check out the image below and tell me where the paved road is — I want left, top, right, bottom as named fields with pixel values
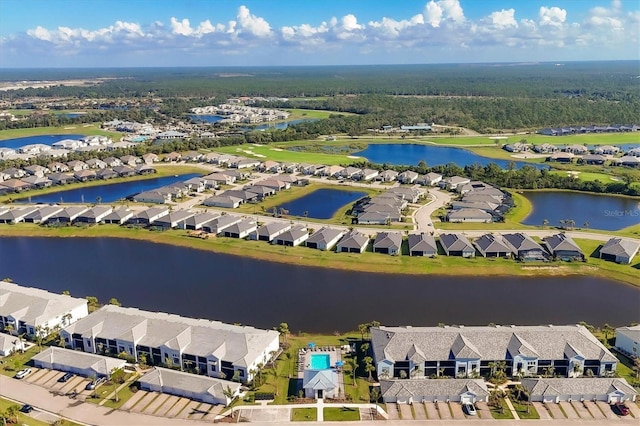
left=413, top=189, right=452, bottom=231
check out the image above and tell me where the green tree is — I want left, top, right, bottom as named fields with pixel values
left=363, top=356, right=374, bottom=381
left=111, top=367, right=126, bottom=385
left=223, top=385, right=236, bottom=406
left=361, top=342, right=370, bottom=356
left=358, top=323, right=368, bottom=341
left=277, top=322, right=290, bottom=344
left=348, top=358, right=359, bottom=387
left=108, top=298, right=121, bottom=306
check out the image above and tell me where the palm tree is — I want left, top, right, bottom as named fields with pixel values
left=222, top=385, right=236, bottom=406
left=361, top=343, right=370, bottom=356
left=363, top=356, right=374, bottom=381
left=348, top=358, right=359, bottom=387
left=542, top=219, right=549, bottom=229
left=602, top=324, right=615, bottom=345
left=277, top=323, right=289, bottom=344
left=582, top=221, right=589, bottom=229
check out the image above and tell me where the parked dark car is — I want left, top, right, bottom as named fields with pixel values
left=614, top=403, right=630, bottom=416
left=58, top=372, right=74, bottom=382
left=20, top=404, right=33, bottom=413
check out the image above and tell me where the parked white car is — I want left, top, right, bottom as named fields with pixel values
left=15, top=368, right=32, bottom=379
left=463, top=403, right=477, bottom=416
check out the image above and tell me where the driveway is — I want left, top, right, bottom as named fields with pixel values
left=424, top=402, right=439, bottom=419
left=398, top=403, right=412, bottom=419
left=531, top=402, right=551, bottom=420
left=559, top=401, right=579, bottom=419
left=596, top=401, right=620, bottom=420
left=583, top=401, right=605, bottom=420
left=545, top=402, right=566, bottom=419
left=571, top=400, right=592, bottom=418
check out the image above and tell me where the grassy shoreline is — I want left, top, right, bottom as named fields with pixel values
left=0, top=225, right=637, bottom=287
left=0, top=123, right=122, bottom=141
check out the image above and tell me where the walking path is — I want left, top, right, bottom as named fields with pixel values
left=503, top=397, right=520, bottom=420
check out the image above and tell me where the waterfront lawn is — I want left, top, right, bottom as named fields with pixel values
left=291, top=407, right=317, bottom=421
left=323, top=407, right=360, bottom=421
left=284, top=108, right=354, bottom=119
left=423, top=133, right=640, bottom=147
left=0, top=164, right=208, bottom=204
left=0, top=124, right=122, bottom=141
left=549, top=171, right=619, bottom=184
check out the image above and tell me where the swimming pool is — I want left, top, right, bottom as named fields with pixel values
left=310, top=354, right=331, bottom=370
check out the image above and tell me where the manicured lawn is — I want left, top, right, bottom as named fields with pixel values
left=423, top=132, right=640, bottom=146
left=0, top=397, right=51, bottom=426
left=101, top=383, right=137, bottom=410
left=284, top=109, right=354, bottom=119
left=291, top=407, right=317, bottom=421
left=0, top=124, right=122, bottom=141
left=323, top=406, right=360, bottom=421
left=0, top=345, right=42, bottom=377
left=85, top=374, right=135, bottom=407
left=510, top=400, right=540, bottom=419
left=549, top=171, right=619, bottom=184
left=489, top=399, right=515, bottom=419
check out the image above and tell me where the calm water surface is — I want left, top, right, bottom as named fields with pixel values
left=0, top=134, right=85, bottom=149
left=522, top=191, right=640, bottom=230
left=355, top=144, right=546, bottom=169
left=278, top=188, right=366, bottom=219
left=0, top=237, right=637, bottom=332
left=18, top=173, right=200, bottom=204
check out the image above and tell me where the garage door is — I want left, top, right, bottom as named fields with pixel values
left=608, top=394, right=621, bottom=404
left=543, top=396, right=555, bottom=403
left=460, top=395, right=473, bottom=404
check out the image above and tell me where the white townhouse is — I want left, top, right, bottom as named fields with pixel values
left=615, top=325, right=640, bottom=359
left=371, top=324, right=617, bottom=381
left=61, top=305, right=280, bottom=383
left=0, top=281, right=88, bottom=337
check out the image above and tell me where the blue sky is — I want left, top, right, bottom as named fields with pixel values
left=1, top=0, right=638, bottom=67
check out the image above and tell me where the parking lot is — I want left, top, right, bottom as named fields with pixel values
left=121, top=389, right=223, bottom=420
left=532, top=400, right=637, bottom=421
left=385, top=401, right=486, bottom=420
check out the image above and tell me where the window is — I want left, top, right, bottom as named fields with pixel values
left=210, top=365, right=216, bottom=372
left=238, top=370, right=245, bottom=377
left=87, top=341, right=91, bottom=347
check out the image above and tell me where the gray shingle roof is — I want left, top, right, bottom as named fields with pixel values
left=543, top=234, right=582, bottom=254
left=374, top=232, right=403, bottom=250
left=407, top=233, right=437, bottom=253
left=474, top=234, right=512, bottom=254
left=139, top=367, right=240, bottom=401
left=439, top=234, right=474, bottom=253
left=337, top=230, right=369, bottom=249
left=63, top=305, right=278, bottom=367
left=522, top=378, right=637, bottom=398
left=380, top=379, right=488, bottom=399
left=32, top=347, right=126, bottom=376
left=307, top=227, right=345, bottom=245
left=257, top=221, right=291, bottom=237
left=600, top=238, right=640, bottom=259
left=372, top=325, right=617, bottom=365
left=303, top=369, right=338, bottom=391
left=502, top=233, right=545, bottom=252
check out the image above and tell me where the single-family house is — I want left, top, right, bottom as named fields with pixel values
left=113, top=165, right=136, bottom=177
left=60, top=305, right=279, bottom=382
left=439, top=233, right=475, bottom=257
left=201, top=214, right=242, bottom=234
left=251, top=222, right=291, bottom=242
left=48, top=172, right=76, bottom=185
left=245, top=185, right=276, bottom=200
left=358, top=168, right=379, bottom=181
left=21, top=175, right=52, bottom=189
left=102, top=157, right=122, bottom=168
left=594, top=145, right=620, bottom=155
left=599, top=238, right=640, bottom=264
left=616, top=156, right=640, bottom=167
left=156, top=131, right=188, bottom=140
left=323, top=165, right=345, bottom=178
left=373, top=232, right=403, bottom=255
left=128, top=206, right=170, bottom=225
left=565, top=144, right=588, bottom=155
left=181, top=151, right=202, bottom=162
left=407, top=233, right=438, bottom=257
left=222, top=217, right=257, bottom=239
left=0, top=148, right=16, bottom=160
left=303, top=369, right=339, bottom=399
left=23, top=206, right=64, bottom=224
left=0, top=178, right=32, bottom=192
left=0, top=280, right=89, bottom=337
left=133, top=190, right=171, bottom=204
left=356, top=211, right=390, bottom=225
left=371, top=324, right=618, bottom=380
left=341, top=167, right=362, bottom=179
left=473, top=234, right=513, bottom=258
left=154, top=210, right=196, bottom=230
left=102, top=207, right=134, bottom=225
left=377, top=170, right=399, bottom=182
left=66, top=160, right=88, bottom=172
left=185, top=212, right=221, bottom=230
left=139, top=367, right=241, bottom=406
left=76, top=206, right=113, bottom=223
left=47, top=206, right=90, bottom=224
left=522, top=377, right=637, bottom=404
left=119, top=155, right=140, bottom=167
left=24, top=165, right=50, bottom=177
left=32, top=347, right=126, bottom=379
left=96, top=168, right=118, bottom=180
left=233, top=158, right=261, bottom=169
left=543, top=233, right=584, bottom=261
left=256, top=179, right=290, bottom=191
left=0, top=207, right=39, bottom=224
left=183, top=177, right=206, bottom=193
left=259, top=161, right=282, bottom=173
left=424, top=172, right=443, bottom=186
left=274, top=225, right=309, bottom=247
left=336, top=230, right=370, bottom=253
left=398, top=171, right=419, bottom=184
left=223, top=190, right=259, bottom=203
left=163, top=152, right=182, bottom=163
left=85, top=158, right=108, bottom=169
left=581, top=154, right=607, bottom=165
left=380, top=379, right=488, bottom=404
left=74, top=169, right=96, bottom=182
left=502, top=233, right=549, bottom=261
left=446, top=208, right=492, bottom=223
left=306, top=227, right=346, bottom=251
left=615, top=325, right=640, bottom=359
left=549, top=152, right=575, bottom=163
left=1, top=168, right=26, bottom=179
left=142, top=153, right=159, bottom=164
left=202, top=195, right=243, bottom=209
left=441, top=176, right=471, bottom=191
left=202, top=173, right=234, bottom=186
left=48, top=162, right=70, bottom=172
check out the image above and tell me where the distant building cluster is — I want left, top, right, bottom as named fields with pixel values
left=537, top=124, right=640, bottom=136
left=191, top=103, right=290, bottom=124
left=503, top=141, right=640, bottom=168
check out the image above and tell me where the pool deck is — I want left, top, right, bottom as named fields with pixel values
left=297, top=346, right=345, bottom=398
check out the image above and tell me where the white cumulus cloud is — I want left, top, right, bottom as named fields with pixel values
left=539, top=6, right=567, bottom=27
left=489, top=9, right=518, bottom=28
left=236, top=5, right=271, bottom=37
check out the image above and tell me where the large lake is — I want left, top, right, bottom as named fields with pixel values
left=355, top=144, right=545, bottom=168
left=0, top=134, right=86, bottom=149
left=0, top=237, right=637, bottom=332
left=278, top=188, right=366, bottom=219
left=522, top=191, right=640, bottom=230
left=17, top=173, right=200, bottom=204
